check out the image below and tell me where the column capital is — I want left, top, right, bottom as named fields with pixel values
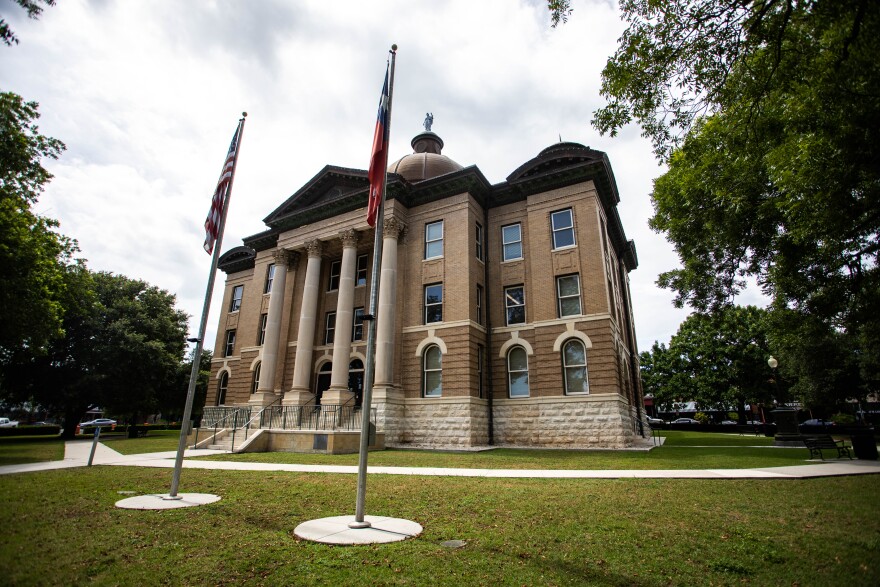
left=273, top=248, right=299, bottom=269
left=339, top=228, right=359, bottom=249
left=384, top=217, right=407, bottom=241
left=305, top=239, right=323, bottom=258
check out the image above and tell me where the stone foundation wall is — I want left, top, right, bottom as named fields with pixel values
left=493, top=394, right=638, bottom=448
left=388, top=397, right=490, bottom=448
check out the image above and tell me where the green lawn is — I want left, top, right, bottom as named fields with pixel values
left=188, top=430, right=811, bottom=470
left=0, top=435, right=64, bottom=465
left=0, top=466, right=877, bottom=586
left=0, top=430, right=826, bottom=470
left=101, top=429, right=183, bottom=455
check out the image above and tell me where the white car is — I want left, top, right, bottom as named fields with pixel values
left=645, top=416, right=664, bottom=426
left=80, top=418, right=116, bottom=427
left=0, top=418, right=19, bottom=428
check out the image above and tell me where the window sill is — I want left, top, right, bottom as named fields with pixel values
left=552, top=244, right=577, bottom=253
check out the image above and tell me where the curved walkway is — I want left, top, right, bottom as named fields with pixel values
left=0, top=440, right=878, bottom=479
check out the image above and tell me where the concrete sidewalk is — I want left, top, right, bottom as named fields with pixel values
left=0, top=440, right=878, bottom=479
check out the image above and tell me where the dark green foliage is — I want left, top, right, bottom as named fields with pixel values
left=0, top=92, right=73, bottom=354
left=4, top=271, right=189, bottom=438
left=641, top=306, right=777, bottom=415
left=592, top=1, right=880, bottom=407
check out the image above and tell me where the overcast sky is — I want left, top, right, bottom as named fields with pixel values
left=1, top=0, right=738, bottom=355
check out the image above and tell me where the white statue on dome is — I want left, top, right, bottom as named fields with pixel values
left=424, top=112, right=434, bottom=132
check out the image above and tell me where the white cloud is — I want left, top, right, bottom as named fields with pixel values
left=2, top=0, right=720, bottom=356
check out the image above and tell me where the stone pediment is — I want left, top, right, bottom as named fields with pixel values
left=263, top=165, right=370, bottom=229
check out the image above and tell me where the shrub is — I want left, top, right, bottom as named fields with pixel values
left=694, top=412, right=709, bottom=424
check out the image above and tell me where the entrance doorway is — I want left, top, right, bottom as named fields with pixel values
left=349, top=359, right=364, bottom=407
left=315, top=362, right=332, bottom=405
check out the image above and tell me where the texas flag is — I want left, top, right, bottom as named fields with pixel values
left=366, top=63, right=390, bottom=227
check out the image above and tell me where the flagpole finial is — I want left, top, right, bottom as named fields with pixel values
left=391, top=44, right=397, bottom=52
left=242, top=112, right=248, bottom=118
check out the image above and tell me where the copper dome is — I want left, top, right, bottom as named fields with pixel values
left=387, top=131, right=463, bottom=182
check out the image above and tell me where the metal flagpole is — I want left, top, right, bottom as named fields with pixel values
left=351, top=45, right=397, bottom=528
left=168, top=113, right=247, bottom=499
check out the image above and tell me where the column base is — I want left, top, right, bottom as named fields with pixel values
left=283, top=389, right=316, bottom=406
left=321, top=387, right=356, bottom=406
left=372, top=385, right=403, bottom=403
left=248, top=392, right=279, bottom=407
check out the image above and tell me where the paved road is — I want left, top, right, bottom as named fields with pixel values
left=0, top=440, right=878, bottom=479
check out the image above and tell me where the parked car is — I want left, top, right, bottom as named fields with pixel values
left=800, top=418, right=835, bottom=427
left=671, top=418, right=699, bottom=425
left=79, top=418, right=117, bottom=427
left=646, top=416, right=665, bottom=426
left=0, top=418, right=19, bottom=428
left=720, top=420, right=738, bottom=425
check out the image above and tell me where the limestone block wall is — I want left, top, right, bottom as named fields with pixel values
left=493, top=394, right=638, bottom=448
left=390, top=397, right=490, bottom=448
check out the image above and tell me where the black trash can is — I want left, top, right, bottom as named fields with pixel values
left=850, top=428, right=878, bottom=460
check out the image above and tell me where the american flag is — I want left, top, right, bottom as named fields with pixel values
left=366, top=62, right=390, bottom=227
left=203, top=121, right=243, bottom=254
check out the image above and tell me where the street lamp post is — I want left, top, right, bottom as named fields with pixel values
left=767, top=356, right=800, bottom=445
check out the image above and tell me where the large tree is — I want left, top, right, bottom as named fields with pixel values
left=642, top=306, right=777, bottom=419
left=4, top=271, right=189, bottom=438
left=0, top=92, right=73, bottom=356
left=588, top=1, right=879, bottom=404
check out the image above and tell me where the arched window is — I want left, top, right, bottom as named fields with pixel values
left=507, top=346, right=529, bottom=398
left=563, top=340, right=589, bottom=394
left=251, top=362, right=261, bottom=394
left=216, top=372, right=228, bottom=406
left=423, top=345, right=442, bottom=397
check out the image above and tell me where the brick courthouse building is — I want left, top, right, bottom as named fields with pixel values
left=206, top=128, right=647, bottom=449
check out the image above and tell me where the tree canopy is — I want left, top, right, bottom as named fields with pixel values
left=641, top=305, right=777, bottom=418
left=3, top=271, right=189, bottom=437
left=0, top=92, right=75, bottom=355
left=585, top=1, right=879, bottom=405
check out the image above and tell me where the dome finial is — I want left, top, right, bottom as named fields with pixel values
left=423, top=112, right=434, bottom=132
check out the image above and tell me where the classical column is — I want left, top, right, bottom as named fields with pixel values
left=251, top=249, right=297, bottom=406
left=322, top=229, right=358, bottom=406
left=374, top=217, right=405, bottom=389
left=284, top=240, right=323, bottom=406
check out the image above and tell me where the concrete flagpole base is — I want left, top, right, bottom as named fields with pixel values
left=115, top=493, right=221, bottom=510
left=294, top=515, right=422, bottom=545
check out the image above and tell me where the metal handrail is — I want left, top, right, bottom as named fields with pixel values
left=199, top=404, right=378, bottom=451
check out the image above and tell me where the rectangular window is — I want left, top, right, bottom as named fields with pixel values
left=424, top=220, right=443, bottom=259
left=324, top=312, right=336, bottom=345
left=264, top=264, right=276, bottom=294
left=356, top=254, right=368, bottom=287
left=504, top=285, right=526, bottom=325
left=224, top=329, right=236, bottom=357
left=425, top=283, right=443, bottom=324
left=328, top=260, right=341, bottom=291
left=502, top=223, right=522, bottom=261
left=557, top=274, right=582, bottom=317
left=551, top=209, right=576, bottom=249
left=475, top=222, right=484, bottom=261
left=258, top=313, right=268, bottom=346
left=476, top=284, right=484, bottom=325
left=229, top=285, right=243, bottom=312
left=352, top=307, right=365, bottom=341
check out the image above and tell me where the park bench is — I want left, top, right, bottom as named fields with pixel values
left=127, top=426, right=149, bottom=438
left=803, top=434, right=852, bottom=460
left=738, top=424, right=761, bottom=436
